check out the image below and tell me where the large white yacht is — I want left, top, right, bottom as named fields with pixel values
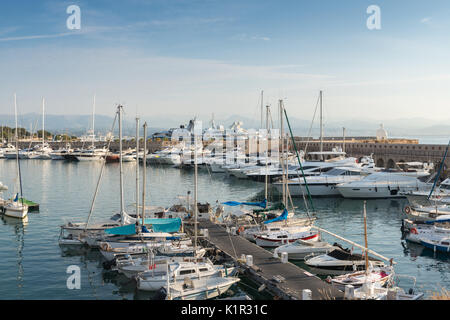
left=336, top=163, right=432, bottom=199
left=273, top=166, right=374, bottom=197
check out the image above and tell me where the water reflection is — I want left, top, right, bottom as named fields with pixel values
left=1, top=215, right=28, bottom=295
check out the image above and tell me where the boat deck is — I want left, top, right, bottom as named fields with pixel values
left=192, top=219, right=344, bottom=300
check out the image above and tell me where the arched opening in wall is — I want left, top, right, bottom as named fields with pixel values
left=398, top=159, right=406, bottom=171
left=376, top=158, right=384, bottom=168
left=387, top=159, right=395, bottom=169
left=327, top=155, right=331, bottom=160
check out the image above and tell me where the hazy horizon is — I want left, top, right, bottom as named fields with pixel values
left=1, top=1, right=450, bottom=124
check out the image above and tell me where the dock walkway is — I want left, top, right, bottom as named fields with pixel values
left=195, top=220, right=344, bottom=300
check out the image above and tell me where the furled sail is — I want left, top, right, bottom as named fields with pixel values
left=222, top=199, right=267, bottom=208
left=263, top=208, right=288, bottom=224
left=105, top=217, right=182, bottom=235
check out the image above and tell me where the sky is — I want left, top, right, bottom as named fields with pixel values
left=0, top=0, right=450, bottom=126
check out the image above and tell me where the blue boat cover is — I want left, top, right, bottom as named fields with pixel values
left=263, top=208, right=288, bottom=224
left=105, top=217, right=182, bottom=235
left=222, top=199, right=267, bottom=208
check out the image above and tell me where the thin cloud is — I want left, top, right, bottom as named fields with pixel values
left=231, top=33, right=271, bottom=41
left=0, top=32, right=81, bottom=42
left=420, top=17, right=431, bottom=24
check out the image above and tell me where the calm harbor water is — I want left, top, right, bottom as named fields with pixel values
left=0, top=160, right=448, bottom=299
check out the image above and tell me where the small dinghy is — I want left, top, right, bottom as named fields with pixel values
left=254, top=228, right=319, bottom=247
left=350, top=275, right=424, bottom=300
left=420, top=236, right=450, bottom=253
left=274, top=240, right=337, bottom=260
left=116, top=254, right=208, bottom=279
left=137, top=260, right=236, bottom=291
left=157, top=276, right=241, bottom=300
left=328, top=266, right=393, bottom=291
left=305, top=247, right=385, bottom=275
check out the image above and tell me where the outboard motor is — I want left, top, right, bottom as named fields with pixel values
left=152, top=288, right=167, bottom=300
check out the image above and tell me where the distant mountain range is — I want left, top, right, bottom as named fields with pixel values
left=0, top=113, right=448, bottom=138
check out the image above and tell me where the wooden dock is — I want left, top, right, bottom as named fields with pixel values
left=191, top=220, right=344, bottom=300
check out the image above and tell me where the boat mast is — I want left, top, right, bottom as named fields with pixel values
left=136, top=117, right=140, bottom=219
left=363, top=201, right=369, bottom=274
left=319, top=90, right=323, bottom=160
left=118, top=105, right=125, bottom=223
left=14, top=94, right=24, bottom=206
left=264, top=105, right=269, bottom=204
left=92, top=95, right=96, bottom=149
left=279, top=99, right=286, bottom=208
left=194, top=125, right=198, bottom=252
left=260, top=90, right=264, bottom=129
left=142, top=122, right=147, bottom=225
left=342, top=127, right=346, bottom=153
left=42, top=98, right=45, bottom=146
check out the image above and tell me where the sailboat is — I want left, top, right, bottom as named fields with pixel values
left=4, top=94, right=28, bottom=219
left=35, top=98, right=53, bottom=159
left=75, top=96, right=108, bottom=161
left=252, top=100, right=318, bottom=247
left=328, top=201, right=393, bottom=290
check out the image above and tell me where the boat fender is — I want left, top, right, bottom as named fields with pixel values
left=238, top=226, right=245, bottom=234
left=404, top=206, right=411, bottom=214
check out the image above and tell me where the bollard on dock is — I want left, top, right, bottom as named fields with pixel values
left=302, top=289, right=312, bottom=300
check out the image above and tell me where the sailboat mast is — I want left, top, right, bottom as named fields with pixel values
left=92, top=95, right=96, bottom=149
left=14, top=94, right=24, bottom=205
left=363, top=201, right=369, bottom=274
left=118, top=105, right=125, bottom=222
left=42, top=98, right=45, bottom=146
left=136, top=117, right=140, bottom=219
left=194, top=128, right=198, bottom=252
left=142, top=122, right=147, bottom=225
left=319, top=90, right=323, bottom=157
left=279, top=100, right=286, bottom=208
left=264, top=105, right=269, bottom=203
left=260, top=90, right=264, bottom=129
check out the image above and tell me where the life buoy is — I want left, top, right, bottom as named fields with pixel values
left=100, top=243, right=110, bottom=251
left=238, top=226, right=245, bottom=234
left=410, top=228, right=418, bottom=234
left=404, top=206, right=411, bottom=214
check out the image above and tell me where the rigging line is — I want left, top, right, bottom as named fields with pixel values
left=283, top=108, right=315, bottom=212
left=27, top=118, right=39, bottom=149
left=84, top=112, right=118, bottom=230
left=304, top=93, right=321, bottom=155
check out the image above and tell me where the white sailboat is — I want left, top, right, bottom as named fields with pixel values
left=328, top=202, right=393, bottom=290
left=4, top=94, right=28, bottom=219
left=252, top=100, right=318, bottom=247
left=75, top=96, right=108, bottom=161
left=137, top=260, right=236, bottom=291
left=35, top=98, right=53, bottom=159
